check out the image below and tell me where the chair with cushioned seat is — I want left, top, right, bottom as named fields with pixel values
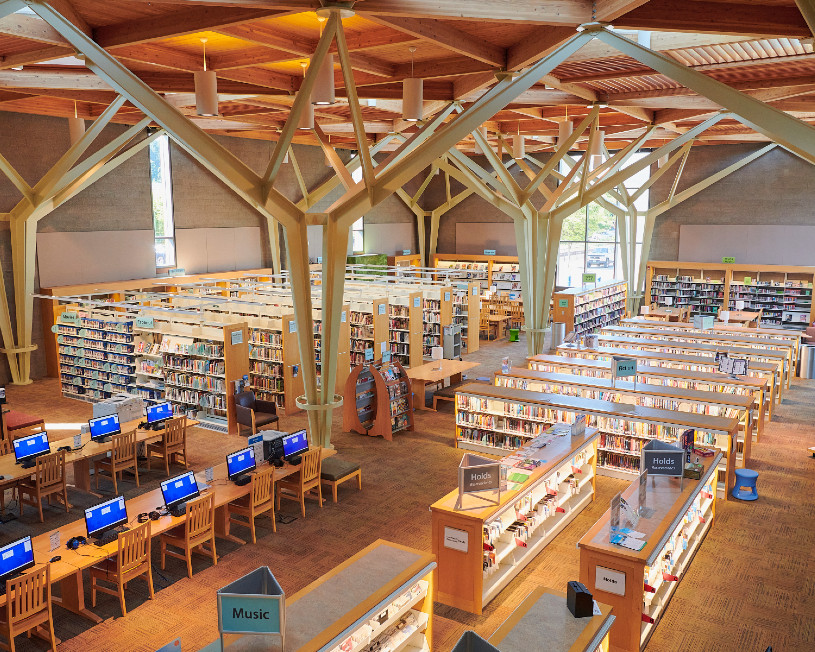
left=320, top=457, right=361, bottom=503
left=732, top=468, right=759, bottom=501
left=234, top=391, right=279, bottom=436
left=2, top=410, right=45, bottom=440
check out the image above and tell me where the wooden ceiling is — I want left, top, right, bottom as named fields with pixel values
left=1, top=0, right=815, bottom=152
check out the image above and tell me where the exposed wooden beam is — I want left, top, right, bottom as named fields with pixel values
left=594, top=0, right=651, bottom=22
left=0, top=12, right=67, bottom=44
left=797, top=0, right=815, bottom=39
left=453, top=72, right=496, bottom=101
left=0, top=45, right=72, bottom=69
left=507, top=26, right=578, bottom=70
left=357, top=0, right=593, bottom=24
left=47, top=0, right=89, bottom=37
left=364, top=15, right=506, bottom=67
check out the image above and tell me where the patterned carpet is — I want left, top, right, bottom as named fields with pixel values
left=3, top=334, right=814, bottom=651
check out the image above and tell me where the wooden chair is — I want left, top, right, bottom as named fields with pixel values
left=479, top=312, right=492, bottom=340
left=276, top=448, right=323, bottom=517
left=160, top=493, right=217, bottom=578
left=227, top=466, right=276, bottom=544
left=18, top=451, right=70, bottom=523
left=146, top=416, right=188, bottom=476
left=90, top=520, right=154, bottom=617
left=0, top=422, right=16, bottom=516
left=0, top=565, right=56, bottom=652
left=510, top=302, right=524, bottom=330
left=94, top=431, right=139, bottom=494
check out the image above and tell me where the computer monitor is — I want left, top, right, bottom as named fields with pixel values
left=146, top=402, right=173, bottom=425
left=226, top=447, right=256, bottom=480
left=0, top=537, right=34, bottom=583
left=160, top=471, right=200, bottom=510
left=85, top=495, right=128, bottom=539
left=282, top=429, right=309, bottom=459
left=88, top=414, right=121, bottom=442
left=12, top=432, right=50, bottom=464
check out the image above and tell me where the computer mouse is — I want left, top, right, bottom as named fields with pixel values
left=50, top=556, right=61, bottom=563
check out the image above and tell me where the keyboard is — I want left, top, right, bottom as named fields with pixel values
left=93, top=526, right=130, bottom=547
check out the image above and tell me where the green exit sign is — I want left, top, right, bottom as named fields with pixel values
left=722, top=256, right=736, bottom=264
left=582, top=273, right=597, bottom=284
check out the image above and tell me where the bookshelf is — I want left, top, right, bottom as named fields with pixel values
left=578, top=453, right=721, bottom=652
left=553, top=280, right=627, bottom=338
left=421, top=287, right=453, bottom=359
left=388, top=292, right=423, bottom=368
left=431, top=253, right=521, bottom=293
left=453, top=383, right=736, bottom=497
left=387, top=253, right=422, bottom=270
left=644, top=261, right=815, bottom=329
left=57, top=308, right=136, bottom=403
left=490, top=262, right=522, bottom=292
left=528, top=353, right=768, bottom=440
left=495, top=367, right=753, bottom=466
left=431, top=427, right=599, bottom=615
left=556, top=343, right=779, bottom=411
left=349, top=298, right=389, bottom=369
left=313, top=305, right=351, bottom=394
left=452, top=282, right=480, bottom=353
left=343, top=359, right=414, bottom=440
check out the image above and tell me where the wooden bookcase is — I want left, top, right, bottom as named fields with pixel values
left=579, top=453, right=721, bottom=652
left=553, top=280, right=627, bottom=338
left=431, top=253, right=521, bottom=292
left=454, top=383, right=737, bottom=498
left=431, top=427, right=600, bottom=615
left=528, top=353, right=769, bottom=440
left=388, top=291, right=423, bottom=368
left=349, top=297, right=389, bottom=368
left=387, top=253, right=422, bottom=270
left=453, top=282, right=480, bottom=354
left=495, top=367, right=753, bottom=467
left=645, top=261, right=815, bottom=329
left=422, top=286, right=453, bottom=359
left=343, top=359, right=414, bottom=440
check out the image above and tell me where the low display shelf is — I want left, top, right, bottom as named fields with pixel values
left=578, top=453, right=721, bottom=652
left=431, top=426, right=600, bottom=615
left=728, top=279, right=813, bottom=329
left=453, top=383, right=736, bottom=498
left=553, top=280, right=627, bottom=338
left=343, top=358, right=414, bottom=440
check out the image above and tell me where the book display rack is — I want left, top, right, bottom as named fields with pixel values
left=349, top=298, right=389, bottom=369
left=491, top=262, right=521, bottom=292
left=553, top=281, right=627, bottom=338
left=431, top=254, right=522, bottom=293
left=431, top=427, right=600, bottom=614
left=343, top=358, right=414, bottom=440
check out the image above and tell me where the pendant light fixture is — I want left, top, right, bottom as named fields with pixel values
left=558, top=106, right=573, bottom=145
left=312, top=16, right=335, bottom=105
left=194, top=37, right=219, bottom=117
left=402, top=47, right=423, bottom=121
left=589, top=128, right=605, bottom=170
left=297, top=61, right=314, bottom=130
left=512, top=122, right=525, bottom=159
left=68, top=100, right=85, bottom=145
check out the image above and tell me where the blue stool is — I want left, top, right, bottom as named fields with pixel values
left=732, top=468, right=759, bottom=501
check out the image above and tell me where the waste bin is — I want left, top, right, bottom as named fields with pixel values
left=508, top=328, right=519, bottom=342
left=800, top=344, right=815, bottom=379
left=551, top=322, right=566, bottom=351
left=451, top=631, right=499, bottom=652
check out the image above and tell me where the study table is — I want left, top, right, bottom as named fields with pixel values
left=406, top=359, right=480, bottom=410
left=719, top=310, right=761, bottom=326
left=0, top=417, right=199, bottom=497
left=487, top=314, right=511, bottom=339
left=643, top=307, right=684, bottom=321
left=15, top=450, right=334, bottom=625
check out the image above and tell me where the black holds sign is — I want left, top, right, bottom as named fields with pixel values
left=641, top=440, right=685, bottom=477
left=462, top=465, right=500, bottom=493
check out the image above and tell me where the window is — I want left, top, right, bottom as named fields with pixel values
left=351, top=166, right=364, bottom=253
left=556, top=152, right=647, bottom=286
left=149, top=134, right=176, bottom=268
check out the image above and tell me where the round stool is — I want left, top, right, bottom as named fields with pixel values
left=509, top=328, right=519, bottom=342
left=732, top=468, right=759, bottom=501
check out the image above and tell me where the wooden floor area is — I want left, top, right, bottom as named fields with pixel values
left=3, top=335, right=814, bottom=651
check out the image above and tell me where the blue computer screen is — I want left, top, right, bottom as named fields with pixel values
left=88, top=414, right=121, bottom=440
left=160, top=471, right=199, bottom=508
left=0, top=537, right=34, bottom=580
left=147, top=402, right=173, bottom=424
left=282, top=430, right=309, bottom=457
left=85, top=495, right=128, bottom=538
left=13, top=432, right=50, bottom=462
left=226, top=447, right=256, bottom=479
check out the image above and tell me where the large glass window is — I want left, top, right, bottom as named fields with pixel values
left=556, top=152, right=647, bottom=286
left=149, top=135, right=176, bottom=268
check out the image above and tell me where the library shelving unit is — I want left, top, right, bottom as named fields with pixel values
left=283, top=540, right=435, bottom=652
left=313, top=305, right=351, bottom=394
left=556, top=344, right=780, bottom=411
left=452, top=282, right=480, bottom=353
left=56, top=308, right=136, bottom=403
left=553, top=280, right=627, bottom=338
left=431, top=426, right=600, bottom=615
left=387, top=253, right=422, bottom=270
left=422, top=287, right=453, bottom=359
left=432, top=255, right=490, bottom=289
left=349, top=297, right=389, bottom=368
left=490, top=262, right=522, bottom=293
left=343, top=358, right=415, bottom=440
left=247, top=313, right=304, bottom=413
left=593, top=333, right=790, bottom=390
left=453, top=383, right=736, bottom=497
left=644, top=261, right=815, bottom=328
left=601, top=325, right=795, bottom=388
left=495, top=367, right=753, bottom=466
left=528, top=353, right=769, bottom=439
left=486, top=587, right=615, bottom=652
left=388, top=292, right=423, bottom=368
left=578, top=453, right=721, bottom=652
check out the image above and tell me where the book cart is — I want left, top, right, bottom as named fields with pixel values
left=528, top=354, right=769, bottom=439
left=495, top=367, right=753, bottom=466
left=431, top=426, right=600, bottom=615
left=553, top=281, right=627, bottom=338
left=578, top=453, right=722, bottom=652
left=343, top=358, right=415, bottom=440
left=453, top=383, right=737, bottom=499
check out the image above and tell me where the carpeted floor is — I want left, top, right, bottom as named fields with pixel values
left=3, top=334, right=814, bottom=651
